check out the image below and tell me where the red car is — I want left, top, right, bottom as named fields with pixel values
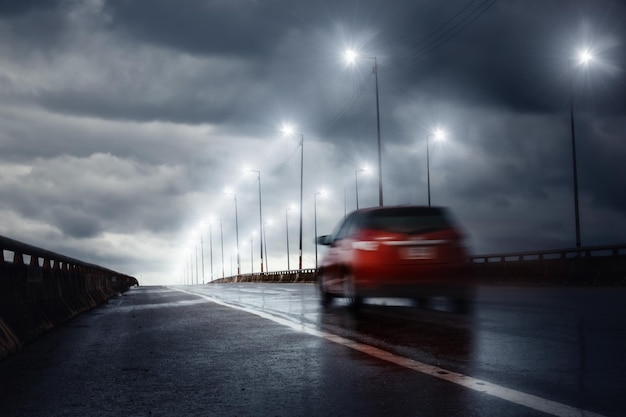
left=316, top=206, right=472, bottom=309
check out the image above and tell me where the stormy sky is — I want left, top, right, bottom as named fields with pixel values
left=0, top=0, right=624, bottom=285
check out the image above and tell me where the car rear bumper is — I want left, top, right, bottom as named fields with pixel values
left=352, top=263, right=473, bottom=299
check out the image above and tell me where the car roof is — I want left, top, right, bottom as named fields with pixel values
left=350, top=205, right=447, bottom=215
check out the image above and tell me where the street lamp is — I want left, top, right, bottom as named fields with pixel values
left=245, top=168, right=264, bottom=272
left=569, top=49, right=593, bottom=248
left=355, top=166, right=370, bottom=209
left=314, top=189, right=327, bottom=269
left=249, top=231, right=256, bottom=274
left=207, top=224, right=213, bottom=281
left=216, top=218, right=225, bottom=278
left=345, top=49, right=383, bottom=207
left=282, top=125, right=305, bottom=270
left=285, top=206, right=294, bottom=271
left=201, top=234, right=206, bottom=283
left=262, top=219, right=272, bottom=272
left=426, top=128, right=445, bottom=207
left=224, top=188, right=240, bottom=276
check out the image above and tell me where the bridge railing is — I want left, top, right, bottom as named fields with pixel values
left=211, top=269, right=317, bottom=283
left=469, top=243, right=626, bottom=285
left=0, top=235, right=138, bottom=359
left=209, top=243, right=626, bottom=286
left=470, top=243, right=626, bottom=263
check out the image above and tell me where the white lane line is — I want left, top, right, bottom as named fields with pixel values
left=171, top=287, right=606, bottom=417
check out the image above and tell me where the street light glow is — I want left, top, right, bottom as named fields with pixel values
left=281, top=124, right=295, bottom=136
left=345, top=49, right=358, bottom=64
left=577, top=49, right=594, bottom=65
left=433, top=128, right=446, bottom=141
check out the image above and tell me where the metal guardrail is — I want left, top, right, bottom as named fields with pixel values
left=211, top=244, right=626, bottom=284
left=210, top=269, right=318, bottom=283
left=0, top=235, right=138, bottom=285
left=469, top=243, right=626, bottom=263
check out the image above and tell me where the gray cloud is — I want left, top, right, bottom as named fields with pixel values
left=1, top=0, right=625, bottom=284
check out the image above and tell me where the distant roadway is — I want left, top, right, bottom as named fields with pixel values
left=0, top=283, right=624, bottom=417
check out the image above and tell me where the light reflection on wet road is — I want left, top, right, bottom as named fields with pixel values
left=183, top=283, right=626, bottom=417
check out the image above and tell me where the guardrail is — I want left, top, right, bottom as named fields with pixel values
left=0, top=235, right=138, bottom=359
left=470, top=243, right=626, bottom=263
left=209, top=243, right=626, bottom=286
left=469, top=243, right=626, bottom=285
left=211, top=269, right=317, bottom=283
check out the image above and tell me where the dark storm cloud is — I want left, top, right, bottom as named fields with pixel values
left=1, top=0, right=625, bottom=284
left=102, top=0, right=292, bottom=57
left=0, top=0, right=62, bottom=16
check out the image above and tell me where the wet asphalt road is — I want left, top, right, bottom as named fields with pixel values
left=0, top=283, right=624, bottom=417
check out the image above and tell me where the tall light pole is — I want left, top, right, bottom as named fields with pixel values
left=196, top=243, right=200, bottom=285
left=250, top=232, right=255, bottom=274
left=355, top=166, right=369, bottom=209
left=282, top=125, right=304, bottom=270
left=569, top=49, right=593, bottom=248
left=262, top=220, right=271, bottom=272
left=217, top=219, right=224, bottom=278
left=224, top=189, right=240, bottom=276
left=345, top=50, right=383, bottom=206
left=426, top=128, right=445, bottom=207
left=208, top=224, right=213, bottom=281
left=200, top=235, right=205, bottom=284
left=285, top=207, right=292, bottom=271
left=246, top=169, right=264, bottom=272
left=314, top=190, right=326, bottom=269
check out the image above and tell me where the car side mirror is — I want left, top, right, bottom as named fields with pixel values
left=316, top=235, right=332, bottom=246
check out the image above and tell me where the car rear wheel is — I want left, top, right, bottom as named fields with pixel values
left=317, top=271, right=334, bottom=306
left=343, top=272, right=362, bottom=308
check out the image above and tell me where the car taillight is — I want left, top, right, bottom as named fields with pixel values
left=352, top=241, right=379, bottom=251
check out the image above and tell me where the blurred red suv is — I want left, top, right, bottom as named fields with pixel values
left=316, top=206, right=472, bottom=309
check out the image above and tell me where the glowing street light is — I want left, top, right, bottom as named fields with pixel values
left=426, top=128, right=446, bottom=207
left=209, top=217, right=225, bottom=280
left=345, top=49, right=383, bottom=207
left=244, top=168, right=265, bottom=273
left=249, top=231, right=257, bottom=274
left=262, top=219, right=273, bottom=272
left=223, top=188, right=240, bottom=276
left=314, top=189, right=327, bottom=269
left=285, top=205, right=295, bottom=271
left=282, top=124, right=305, bottom=270
left=355, top=165, right=370, bottom=209
left=569, top=48, right=594, bottom=248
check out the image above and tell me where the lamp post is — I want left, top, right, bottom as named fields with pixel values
left=195, top=243, right=200, bottom=285
left=224, top=189, right=240, bottom=276
left=208, top=224, right=213, bottom=281
left=262, top=220, right=271, bottom=272
left=285, top=207, right=292, bottom=271
left=282, top=125, right=305, bottom=270
left=200, top=235, right=205, bottom=284
left=569, top=49, right=593, bottom=248
left=217, top=219, right=224, bottom=278
left=355, top=166, right=369, bottom=209
left=346, top=50, right=383, bottom=206
left=314, top=190, right=326, bottom=269
left=426, top=129, right=445, bottom=207
left=246, top=169, right=264, bottom=272
left=250, top=232, right=255, bottom=274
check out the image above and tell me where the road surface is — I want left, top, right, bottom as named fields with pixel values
left=1, top=283, right=624, bottom=416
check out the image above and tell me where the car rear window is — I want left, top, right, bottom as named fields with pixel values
left=359, top=207, right=454, bottom=234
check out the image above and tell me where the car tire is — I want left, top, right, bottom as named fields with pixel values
left=317, top=271, right=334, bottom=306
left=343, top=272, right=362, bottom=308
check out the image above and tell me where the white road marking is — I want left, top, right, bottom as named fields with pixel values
left=171, top=287, right=606, bottom=417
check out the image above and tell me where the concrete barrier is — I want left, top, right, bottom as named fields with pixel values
left=0, top=235, right=138, bottom=360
